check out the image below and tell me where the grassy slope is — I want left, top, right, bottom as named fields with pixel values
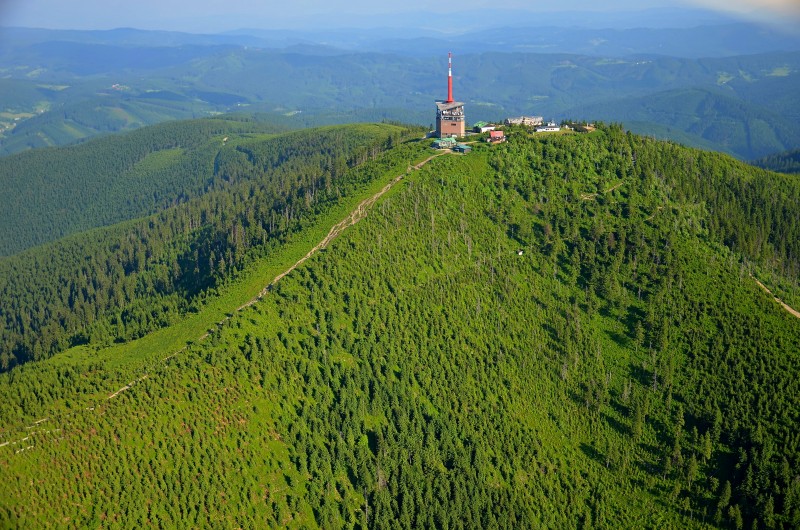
left=0, top=146, right=666, bottom=527
left=0, top=134, right=798, bottom=527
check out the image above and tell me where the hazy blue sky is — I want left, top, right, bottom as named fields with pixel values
left=1, top=0, right=798, bottom=32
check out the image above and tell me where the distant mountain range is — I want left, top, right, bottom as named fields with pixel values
left=1, top=23, right=799, bottom=159
left=5, top=16, right=800, bottom=57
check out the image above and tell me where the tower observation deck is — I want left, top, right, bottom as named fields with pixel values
left=436, top=53, right=465, bottom=138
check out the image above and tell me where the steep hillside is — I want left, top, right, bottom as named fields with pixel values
left=0, top=122, right=421, bottom=368
left=0, top=128, right=798, bottom=528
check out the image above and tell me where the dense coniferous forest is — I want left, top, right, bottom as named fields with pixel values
left=0, top=124, right=799, bottom=528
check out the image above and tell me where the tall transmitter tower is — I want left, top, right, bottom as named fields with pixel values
left=435, top=53, right=465, bottom=138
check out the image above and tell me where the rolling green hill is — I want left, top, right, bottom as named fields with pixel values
left=0, top=125, right=798, bottom=528
left=0, top=94, right=213, bottom=155
left=0, top=116, right=294, bottom=256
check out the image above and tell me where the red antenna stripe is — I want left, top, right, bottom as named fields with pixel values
left=446, top=52, right=454, bottom=103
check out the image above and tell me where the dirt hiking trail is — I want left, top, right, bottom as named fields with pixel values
left=752, top=276, right=800, bottom=319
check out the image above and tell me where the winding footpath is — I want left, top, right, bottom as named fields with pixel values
left=107, top=151, right=449, bottom=399
left=107, top=375, right=149, bottom=399
left=580, top=181, right=624, bottom=201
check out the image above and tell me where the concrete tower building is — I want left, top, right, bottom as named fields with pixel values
left=436, top=53, right=465, bottom=138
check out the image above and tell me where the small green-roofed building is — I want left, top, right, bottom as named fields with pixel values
left=454, top=143, right=472, bottom=153
left=432, top=137, right=457, bottom=149
left=472, top=121, right=488, bottom=132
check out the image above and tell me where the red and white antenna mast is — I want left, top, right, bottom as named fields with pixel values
left=445, top=52, right=454, bottom=103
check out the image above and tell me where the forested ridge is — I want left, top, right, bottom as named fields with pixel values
left=0, top=126, right=799, bottom=528
left=0, top=115, right=292, bottom=256
left=753, top=148, right=800, bottom=175
left=0, top=122, right=419, bottom=369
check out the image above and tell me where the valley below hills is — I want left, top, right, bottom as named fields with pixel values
left=0, top=118, right=799, bottom=528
